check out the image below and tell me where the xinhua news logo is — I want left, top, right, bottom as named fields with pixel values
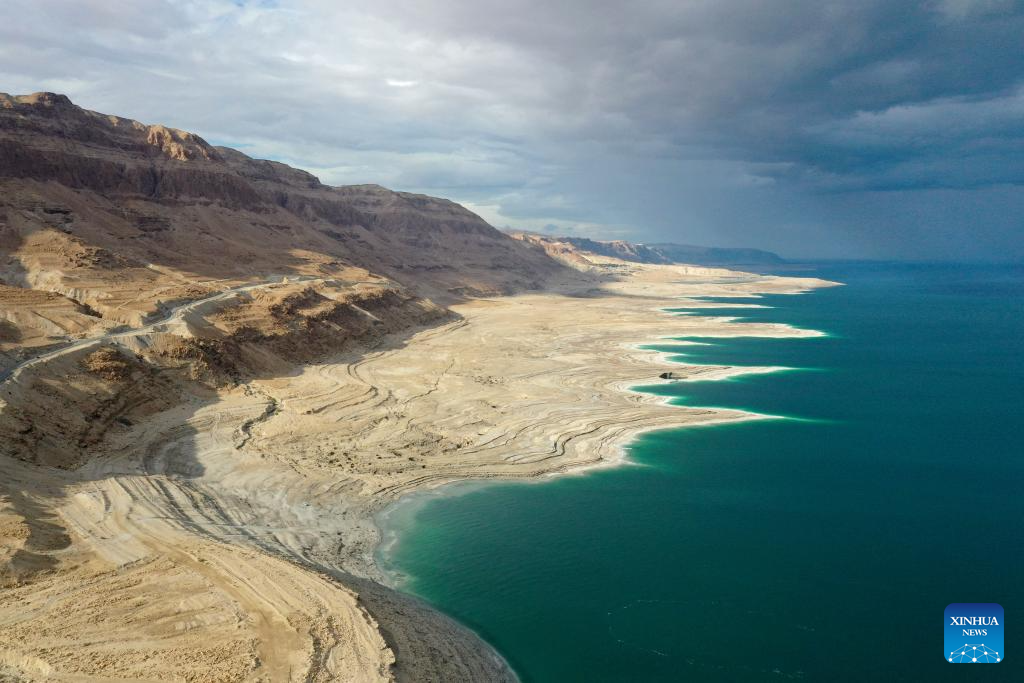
left=945, top=603, right=1003, bottom=663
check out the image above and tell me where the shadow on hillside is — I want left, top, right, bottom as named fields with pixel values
left=0, top=303, right=518, bottom=679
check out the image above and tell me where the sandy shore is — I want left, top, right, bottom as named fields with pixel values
left=0, top=262, right=836, bottom=681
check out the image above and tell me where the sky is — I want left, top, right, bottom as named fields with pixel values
left=1, top=0, right=1022, bottom=261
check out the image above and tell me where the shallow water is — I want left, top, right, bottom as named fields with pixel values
left=381, top=263, right=1024, bottom=681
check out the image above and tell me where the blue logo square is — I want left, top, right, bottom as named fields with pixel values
left=945, top=603, right=1003, bottom=663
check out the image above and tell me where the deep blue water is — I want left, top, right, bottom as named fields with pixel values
left=381, top=263, right=1024, bottom=681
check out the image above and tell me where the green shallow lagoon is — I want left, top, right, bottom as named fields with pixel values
left=379, top=263, right=1024, bottom=682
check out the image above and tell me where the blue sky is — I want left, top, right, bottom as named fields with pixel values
left=2, top=0, right=1022, bottom=260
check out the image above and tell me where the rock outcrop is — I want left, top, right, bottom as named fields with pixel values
left=0, top=91, right=579, bottom=462
left=0, top=93, right=573, bottom=681
left=0, top=92, right=831, bottom=683
left=0, top=92, right=575, bottom=317
left=511, top=231, right=784, bottom=267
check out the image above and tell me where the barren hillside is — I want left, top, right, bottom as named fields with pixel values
left=0, top=92, right=571, bottom=326
left=510, top=231, right=784, bottom=267
left=0, top=92, right=580, bottom=682
left=0, top=92, right=832, bottom=683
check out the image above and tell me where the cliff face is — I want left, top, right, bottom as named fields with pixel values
left=511, top=232, right=784, bottom=267
left=0, top=279, right=449, bottom=469
left=0, top=93, right=546, bottom=679
left=0, top=92, right=582, bottom=464
left=645, top=242, right=784, bottom=266
left=545, top=236, right=673, bottom=264
left=0, top=92, right=571, bottom=314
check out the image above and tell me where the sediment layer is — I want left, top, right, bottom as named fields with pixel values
left=0, top=260, right=834, bottom=681
left=0, top=90, right=838, bottom=682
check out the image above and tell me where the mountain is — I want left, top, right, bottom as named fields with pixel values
left=0, top=91, right=587, bottom=376
left=510, top=232, right=784, bottom=267
left=645, top=242, right=785, bottom=266
left=0, top=92, right=570, bottom=317
left=0, top=92, right=599, bottom=462
left=0, top=92, right=578, bottom=681
left=0, top=92, right=802, bottom=683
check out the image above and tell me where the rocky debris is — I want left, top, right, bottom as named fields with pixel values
left=81, top=346, right=136, bottom=382
left=195, top=283, right=450, bottom=376
left=1, top=344, right=181, bottom=469
left=0, top=284, right=109, bottom=350
left=0, top=319, right=18, bottom=343
left=122, top=209, right=171, bottom=233
left=152, top=335, right=247, bottom=386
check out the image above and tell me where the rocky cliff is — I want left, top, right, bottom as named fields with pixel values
left=0, top=92, right=571, bottom=319
left=0, top=91, right=585, bottom=465
left=0, top=93, right=548, bottom=681
left=511, top=232, right=784, bottom=267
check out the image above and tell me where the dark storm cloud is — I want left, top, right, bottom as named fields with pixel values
left=1, top=0, right=1022, bottom=259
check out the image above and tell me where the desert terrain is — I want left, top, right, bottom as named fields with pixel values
left=0, top=93, right=835, bottom=681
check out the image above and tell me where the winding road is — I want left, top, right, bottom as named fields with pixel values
left=0, top=275, right=319, bottom=384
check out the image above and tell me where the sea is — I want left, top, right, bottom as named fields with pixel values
left=378, top=262, right=1024, bottom=682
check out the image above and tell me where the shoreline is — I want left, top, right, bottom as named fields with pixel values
left=2, top=261, right=838, bottom=682
left=367, top=270, right=836, bottom=657
left=333, top=263, right=839, bottom=678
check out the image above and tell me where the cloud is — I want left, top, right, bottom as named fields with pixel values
left=0, top=0, right=1022, bottom=260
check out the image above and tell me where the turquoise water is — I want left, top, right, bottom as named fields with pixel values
left=381, top=263, right=1024, bottom=681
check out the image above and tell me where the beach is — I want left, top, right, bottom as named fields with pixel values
left=377, top=263, right=1024, bottom=681
left=3, top=5, right=1017, bottom=677
left=0, top=261, right=835, bottom=681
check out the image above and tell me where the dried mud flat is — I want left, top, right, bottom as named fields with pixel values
left=0, top=262, right=834, bottom=682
